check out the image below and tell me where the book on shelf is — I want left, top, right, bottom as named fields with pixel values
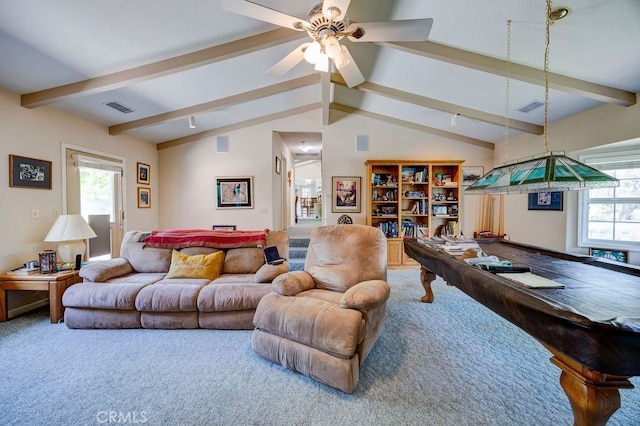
left=6, top=267, right=39, bottom=276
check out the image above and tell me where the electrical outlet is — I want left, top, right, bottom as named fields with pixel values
left=31, top=208, right=40, bottom=219
left=53, top=208, right=60, bottom=217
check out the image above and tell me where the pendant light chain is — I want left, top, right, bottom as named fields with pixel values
left=544, top=0, right=552, bottom=153
left=503, top=20, right=511, bottom=163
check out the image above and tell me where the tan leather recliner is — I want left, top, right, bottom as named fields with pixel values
left=252, top=224, right=390, bottom=393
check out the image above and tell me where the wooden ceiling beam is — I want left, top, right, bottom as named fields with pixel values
left=380, top=41, right=636, bottom=107
left=21, top=28, right=307, bottom=108
left=109, top=74, right=319, bottom=135
left=157, top=102, right=321, bottom=150
left=330, top=103, right=494, bottom=149
left=331, top=74, right=543, bottom=135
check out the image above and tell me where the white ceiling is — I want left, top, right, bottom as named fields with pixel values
left=1, top=0, right=638, bottom=155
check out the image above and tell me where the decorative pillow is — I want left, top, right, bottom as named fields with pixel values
left=165, top=250, right=225, bottom=280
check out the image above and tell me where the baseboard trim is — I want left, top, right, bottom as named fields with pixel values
left=8, top=298, right=49, bottom=319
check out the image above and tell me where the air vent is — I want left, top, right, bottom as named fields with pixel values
left=517, top=101, right=544, bottom=113
left=104, top=101, right=134, bottom=114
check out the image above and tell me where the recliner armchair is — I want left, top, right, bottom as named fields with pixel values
left=252, top=224, right=390, bottom=393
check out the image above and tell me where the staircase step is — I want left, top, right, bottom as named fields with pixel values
left=289, top=237, right=310, bottom=247
left=289, top=247, right=307, bottom=259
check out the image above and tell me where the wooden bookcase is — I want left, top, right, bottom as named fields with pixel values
left=365, top=160, right=463, bottom=267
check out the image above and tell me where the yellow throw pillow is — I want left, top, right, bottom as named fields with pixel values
left=165, top=249, right=225, bottom=280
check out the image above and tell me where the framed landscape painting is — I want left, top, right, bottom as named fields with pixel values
left=216, top=176, right=254, bottom=209
left=9, top=154, right=52, bottom=189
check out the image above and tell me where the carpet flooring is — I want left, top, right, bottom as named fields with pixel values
left=1, top=269, right=638, bottom=426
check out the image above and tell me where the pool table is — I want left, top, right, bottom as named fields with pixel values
left=404, top=238, right=640, bottom=426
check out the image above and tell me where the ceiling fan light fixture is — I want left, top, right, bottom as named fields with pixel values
left=324, top=35, right=349, bottom=69
left=314, top=54, right=330, bottom=72
left=301, top=141, right=310, bottom=152
left=304, top=40, right=322, bottom=65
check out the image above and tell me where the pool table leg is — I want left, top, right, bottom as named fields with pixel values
left=419, top=267, right=436, bottom=303
left=547, top=348, right=633, bottom=426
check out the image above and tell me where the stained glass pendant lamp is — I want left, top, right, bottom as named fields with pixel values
left=465, top=1, right=619, bottom=195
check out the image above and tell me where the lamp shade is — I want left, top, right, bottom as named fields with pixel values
left=465, top=151, right=620, bottom=194
left=44, top=214, right=97, bottom=264
left=45, top=214, right=97, bottom=242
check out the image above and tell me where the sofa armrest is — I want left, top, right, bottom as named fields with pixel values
left=79, top=258, right=134, bottom=282
left=340, top=279, right=390, bottom=311
left=254, top=261, right=289, bottom=283
left=272, top=271, right=315, bottom=296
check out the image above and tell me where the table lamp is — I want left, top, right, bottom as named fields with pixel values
left=44, top=214, right=97, bottom=264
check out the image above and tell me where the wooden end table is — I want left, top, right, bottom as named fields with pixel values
left=0, top=270, right=82, bottom=323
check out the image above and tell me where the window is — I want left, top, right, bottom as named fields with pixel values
left=579, top=151, right=640, bottom=249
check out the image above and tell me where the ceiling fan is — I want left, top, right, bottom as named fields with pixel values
left=221, top=0, right=433, bottom=87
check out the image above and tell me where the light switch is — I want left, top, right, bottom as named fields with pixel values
left=31, top=208, right=40, bottom=219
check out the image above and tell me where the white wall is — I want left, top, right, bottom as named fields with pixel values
left=158, top=110, right=322, bottom=230
left=0, top=88, right=159, bottom=313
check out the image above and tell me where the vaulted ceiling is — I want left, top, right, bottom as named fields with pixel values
left=1, top=0, right=638, bottom=155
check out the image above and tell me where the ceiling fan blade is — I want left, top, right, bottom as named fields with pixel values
left=337, top=47, right=365, bottom=88
left=347, top=18, right=433, bottom=42
left=323, top=0, right=351, bottom=21
left=266, top=43, right=310, bottom=77
left=221, top=0, right=306, bottom=31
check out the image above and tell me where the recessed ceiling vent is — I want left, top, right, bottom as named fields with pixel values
left=104, top=101, right=134, bottom=114
left=517, top=100, right=544, bottom=113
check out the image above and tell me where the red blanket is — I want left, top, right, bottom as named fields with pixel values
left=142, top=229, right=269, bottom=249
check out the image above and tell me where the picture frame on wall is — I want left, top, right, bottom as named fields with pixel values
left=9, top=154, right=52, bottom=189
left=137, top=162, right=150, bottom=185
left=216, top=176, right=254, bottom=209
left=462, top=166, right=484, bottom=186
left=137, top=187, right=151, bottom=208
left=527, top=191, right=563, bottom=211
left=332, top=176, right=361, bottom=213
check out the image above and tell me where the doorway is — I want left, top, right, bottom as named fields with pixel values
left=64, top=146, right=125, bottom=259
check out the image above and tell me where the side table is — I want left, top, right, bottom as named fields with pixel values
left=0, top=270, right=82, bottom=323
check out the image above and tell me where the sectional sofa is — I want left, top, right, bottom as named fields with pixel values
left=62, top=229, right=289, bottom=329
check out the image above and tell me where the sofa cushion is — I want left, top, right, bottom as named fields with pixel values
left=63, top=282, right=149, bottom=310
left=105, top=273, right=166, bottom=285
left=135, top=279, right=209, bottom=312
left=222, top=248, right=265, bottom=274
left=79, top=258, right=133, bottom=282
left=197, top=283, right=272, bottom=312
left=165, top=250, right=224, bottom=280
left=121, top=231, right=172, bottom=273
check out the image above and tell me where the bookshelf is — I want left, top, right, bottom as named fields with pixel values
left=365, top=160, right=463, bottom=267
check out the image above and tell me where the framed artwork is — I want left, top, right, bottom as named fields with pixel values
left=462, top=166, right=484, bottom=186
left=137, top=162, right=150, bottom=185
left=9, top=155, right=52, bottom=189
left=216, top=176, right=254, bottom=209
left=332, top=176, right=361, bottom=213
left=589, top=248, right=628, bottom=263
left=275, top=156, right=281, bottom=175
left=212, top=225, right=237, bottom=230
left=528, top=191, right=563, bottom=211
left=137, top=187, right=151, bottom=208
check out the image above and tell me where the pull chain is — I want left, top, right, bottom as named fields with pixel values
left=544, top=0, right=551, bottom=153
left=503, top=19, right=511, bottom=164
